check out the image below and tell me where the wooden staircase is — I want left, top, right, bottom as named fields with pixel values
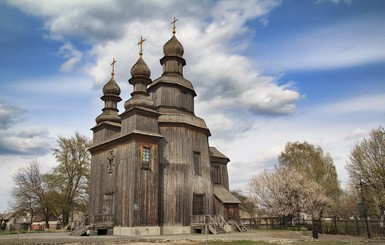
left=70, top=224, right=90, bottom=236
left=191, top=215, right=229, bottom=234
left=235, top=220, right=248, bottom=232
left=208, top=224, right=226, bottom=234
left=70, top=214, right=114, bottom=236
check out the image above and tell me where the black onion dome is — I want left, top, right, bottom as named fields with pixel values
left=130, top=57, right=151, bottom=78
left=102, top=76, right=121, bottom=95
left=163, top=35, right=184, bottom=57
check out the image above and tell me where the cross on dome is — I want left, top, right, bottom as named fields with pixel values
left=111, top=58, right=116, bottom=76
left=138, top=36, right=146, bottom=57
left=171, top=17, right=178, bottom=35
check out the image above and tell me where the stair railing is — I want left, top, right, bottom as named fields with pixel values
left=206, top=215, right=219, bottom=227
left=217, top=215, right=229, bottom=228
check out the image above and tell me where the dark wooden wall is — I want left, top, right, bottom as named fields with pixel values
left=114, top=139, right=159, bottom=227
left=158, top=125, right=213, bottom=226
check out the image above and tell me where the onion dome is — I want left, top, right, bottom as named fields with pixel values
left=103, top=76, right=121, bottom=96
left=163, top=35, right=184, bottom=57
left=130, top=57, right=151, bottom=78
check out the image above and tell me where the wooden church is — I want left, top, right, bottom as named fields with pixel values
left=86, top=19, right=241, bottom=236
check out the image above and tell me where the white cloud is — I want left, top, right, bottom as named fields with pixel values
left=344, top=128, right=367, bottom=141
left=313, top=93, right=385, bottom=120
left=261, top=16, right=385, bottom=71
left=315, top=0, right=352, bottom=5
left=0, top=128, right=53, bottom=156
left=224, top=92, right=385, bottom=190
left=0, top=100, right=24, bottom=130
left=6, top=0, right=296, bottom=121
left=59, top=42, right=83, bottom=72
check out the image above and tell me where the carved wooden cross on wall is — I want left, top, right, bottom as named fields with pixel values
left=107, top=150, right=115, bottom=174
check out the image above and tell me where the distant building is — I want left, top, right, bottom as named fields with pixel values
left=0, top=211, right=30, bottom=231
left=31, top=214, right=61, bottom=231
left=87, top=20, right=241, bottom=236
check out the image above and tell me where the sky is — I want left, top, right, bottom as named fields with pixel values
left=0, top=0, right=384, bottom=212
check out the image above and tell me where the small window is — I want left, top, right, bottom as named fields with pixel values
left=193, top=194, right=205, bottom=215
left=141, top=146, right=151, bottom=170
left=213, top=165, right=221, bottom=184
left=193, top=152, right=201, bottom=175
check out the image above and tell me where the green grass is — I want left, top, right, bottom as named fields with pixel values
left=0, top=229, right=58, bottom=235
left=206, top=241, right=262, bottom=245
left=203, top=241, right=385, bottom=245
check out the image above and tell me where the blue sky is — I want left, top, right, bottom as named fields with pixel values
left=0, top=0, right=384, bottom=212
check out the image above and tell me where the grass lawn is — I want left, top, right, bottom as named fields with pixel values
left=205, top=241, right=385, bottom=245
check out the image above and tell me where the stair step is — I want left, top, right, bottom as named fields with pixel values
left=71, top=225, right=90, bottom=236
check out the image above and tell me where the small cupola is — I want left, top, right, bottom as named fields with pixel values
left=160, top=17, right=186, bottom=76
left=130, top=57, right=151, bottom=78
left=163, top=35, right=184, bottom=58
left=124, top=37, right=155, bottom=111
left=96, top=58, right=122, bottom=124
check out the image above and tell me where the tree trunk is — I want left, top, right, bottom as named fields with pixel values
left=62, top=208, right=70, bottom=227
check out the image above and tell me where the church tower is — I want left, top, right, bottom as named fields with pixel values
left=92, top=59, right=122, bottom=145
left=116, top=37, right=162, bottom=229
left=88, top=59, right=122, bottom=232
left=148, top=18, right=214, bottom=232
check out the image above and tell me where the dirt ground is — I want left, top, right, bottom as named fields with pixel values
left=0, top=229, right=382, bottom=245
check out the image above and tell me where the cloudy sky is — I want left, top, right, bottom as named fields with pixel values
left=0, top=0, right=384, bottom=211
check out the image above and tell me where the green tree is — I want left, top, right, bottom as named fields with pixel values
left=278, top=141, right=341, bottom=204
left=231, top=189, right=257, bottom=218
left=45, top=132, right=91, bottom=226
left=346, top=126, right=385, bottom=216
left=10, top=160, right=51, bottom=228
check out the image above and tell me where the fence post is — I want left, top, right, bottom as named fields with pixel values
left=265, top=218, right=268, bottom=229
left=334, top=215, right=337, bottom=234
left=345, top=220, right=348, bottom=235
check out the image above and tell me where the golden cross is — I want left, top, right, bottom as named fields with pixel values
left=111, top=58, right=116, bottom=76
left=138, top=36, right=146, bottom=57
left=171, top=17, right=178, bottom=34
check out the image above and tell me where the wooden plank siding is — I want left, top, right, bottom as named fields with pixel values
left=150, top=84, right=194, bottom=113
left=115, top=139, right=159, bottom=227
left=158, top=124, right=213, bottom=226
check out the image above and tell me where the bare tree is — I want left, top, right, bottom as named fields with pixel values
left=10, top=160, right=51, bottom=228
left=248, top=167, right=330, bottom=222
left=231, top=189, right=258, bottom=218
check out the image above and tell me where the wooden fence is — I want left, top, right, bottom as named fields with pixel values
left=240, top=217, right=385, bottom=238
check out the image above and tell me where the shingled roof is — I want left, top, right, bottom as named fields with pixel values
left=214, top=186, right=241, bottom=204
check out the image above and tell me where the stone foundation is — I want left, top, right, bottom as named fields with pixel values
left=113, top=225, right=192, bottom=236
left=113, top=226, right=161, bottom=236
left=161, top=226, right=191, bottom=235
